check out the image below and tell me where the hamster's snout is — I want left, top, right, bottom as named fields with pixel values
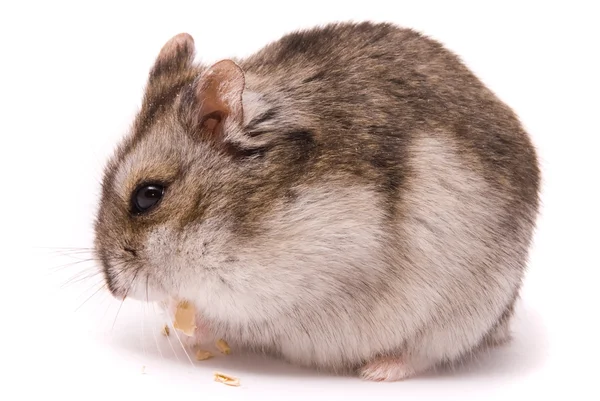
left=100, top=260, right=126, bottom=300
left=96, top=244, right=139, bottom=300
left=97, top=243, right=168, bottom=303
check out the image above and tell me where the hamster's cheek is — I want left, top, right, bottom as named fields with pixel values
left=144, top=220, right=234, bottom=275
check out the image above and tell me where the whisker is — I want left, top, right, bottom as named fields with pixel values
left=61, top=269, right=102, bottom=288
left=99, top=293, right=115, bottom=326
left=165, top=327, right=181, bottom=363
left=111, top=268, right=140, bottom=332
left=111, top=298, right=126, bottom=332
left=160, top=304, right=181, bottom=363
left=141, top=300, right=147, bottom=360
left=70, top=262, right=129, bottom=314
left=34, top=246, right=94, bottom=250
left=49, top=253, right=124, bottom=267
left=49, top=258, right=99, bottom=272
left=50, top=264, right=96, bottom=282
left=49, top=249, right=95, bottom=257
left=150, top=302, right=164, bottom=360
left=42, top=249, right=96, bottom=260
left=74, top=282, right=108, bottom=313
left=164, top=307, right=195, bottom=367
left=34, top=246, right=95, bottom=257
left=86, top=287, right=112, bottom=325
left=75, top=275, right=109, bottom=299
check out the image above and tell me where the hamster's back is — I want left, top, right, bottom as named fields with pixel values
left=239, top=21, right=539, bottom=226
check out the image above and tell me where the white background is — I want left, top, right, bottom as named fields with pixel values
left=1, top=1, right=599, bottom=400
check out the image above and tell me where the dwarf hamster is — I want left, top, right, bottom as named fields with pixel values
left=93, top=21, right=540, bottom=381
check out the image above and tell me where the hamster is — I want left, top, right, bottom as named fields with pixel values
left=93, top=21, right=540, bottom=381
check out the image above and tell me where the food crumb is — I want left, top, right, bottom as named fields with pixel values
left=173, top=300, right=196, bottom=336
left=214, top=372, right=240, bottom=387
left=141, top=366, right=146, bottom=374
left=195, top=349, right=213, bottom=361
left=162, top=324, right=170, bottom=336
left=215, top=338, right=231, bottom=355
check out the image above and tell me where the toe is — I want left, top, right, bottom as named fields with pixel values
left=359, top=356, right=415, bottom=382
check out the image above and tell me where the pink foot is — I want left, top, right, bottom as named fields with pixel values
left=359, top=356, right=416, bottom=382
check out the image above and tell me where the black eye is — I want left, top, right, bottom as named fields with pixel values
left=131, top=184, right=165, bottom=215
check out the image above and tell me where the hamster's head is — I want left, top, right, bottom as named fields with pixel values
left=93, top=33, right=299, bottom=302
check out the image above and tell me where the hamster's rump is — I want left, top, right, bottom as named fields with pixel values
left=94, top=22, right=540, bottom=381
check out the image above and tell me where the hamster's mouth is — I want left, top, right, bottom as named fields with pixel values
left=101, top=263, right=167, bottom=303
left=123, top=276, right=168, bottom=303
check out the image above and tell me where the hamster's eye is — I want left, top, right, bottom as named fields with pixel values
left=131, top=184, right=165, bottom=215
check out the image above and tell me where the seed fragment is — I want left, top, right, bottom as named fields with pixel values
left=172, top=300, right=196, bottom=336
left=214, top=372, right=240, bottom=387
left=215, top=338, right=231, bottom=355
left=195, top=349, right=214, bottom=361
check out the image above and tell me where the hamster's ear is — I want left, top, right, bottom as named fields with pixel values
left=149, top=33, right=195, bottom=81
left=182, top=59, right=245, bottom=140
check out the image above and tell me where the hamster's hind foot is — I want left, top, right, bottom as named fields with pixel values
left=359, top=356, right=416, bottom=382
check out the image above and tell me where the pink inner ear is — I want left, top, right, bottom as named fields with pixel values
left=195, top=60, right=246, bottom=128
left=200, top=111, right=224, bottom=132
